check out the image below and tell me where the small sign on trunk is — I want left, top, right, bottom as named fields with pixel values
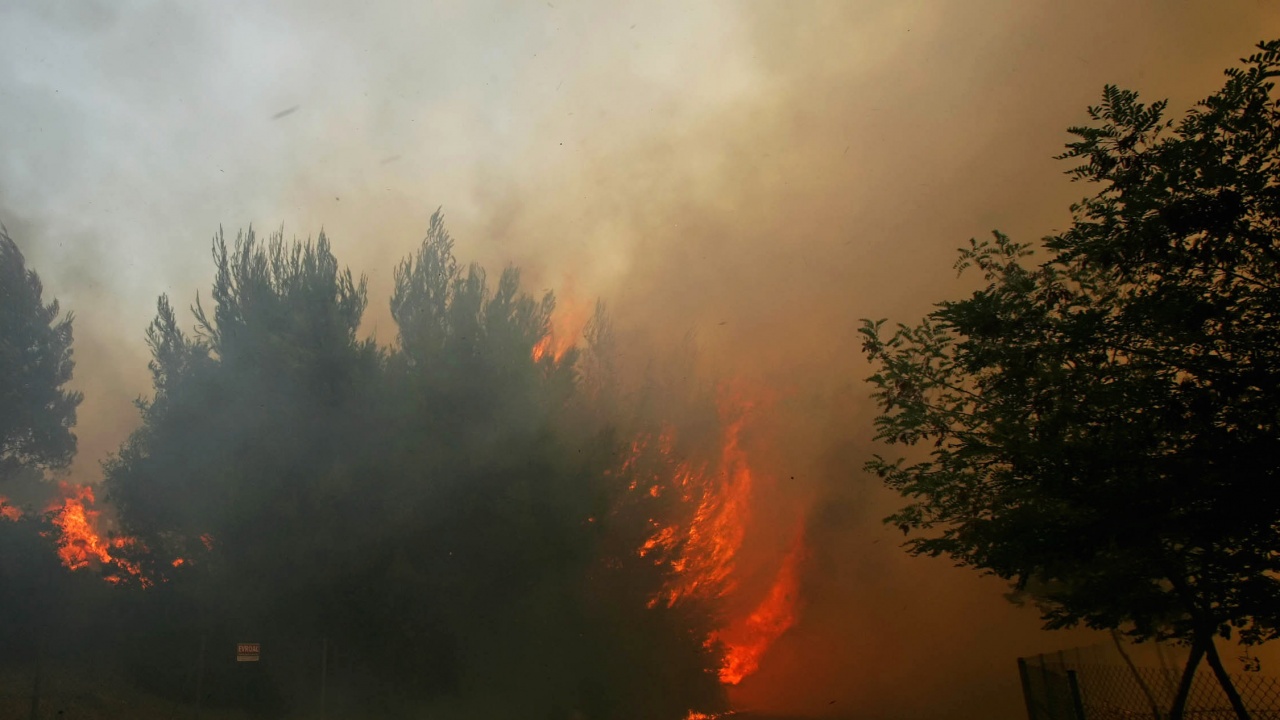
left=237, top=643, right=261, bottom=662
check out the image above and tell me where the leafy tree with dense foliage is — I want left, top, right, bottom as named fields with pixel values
left=860, top=41, right=1280, bottom=720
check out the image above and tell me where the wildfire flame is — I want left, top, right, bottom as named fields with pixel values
left=648, top=408, right=755, bottom=609
left=531, top=277, right=590, bottom=363
left=623, top=391, right=807, bottom=687
left=46, top=482, right=152, bottom=587
left=47, top=483, right=113, bottom=569
left=715, top=530, right=807, bottom=685
left=0, top=496, right=21, bottom=522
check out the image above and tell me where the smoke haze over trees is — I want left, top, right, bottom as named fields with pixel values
left=72, top=213, right=721, bottom=718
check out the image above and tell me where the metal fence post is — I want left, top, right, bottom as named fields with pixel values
left=1067, top=669, right=1087, bottom=720
left=1040, top=654, right=1059, bottom=718
left=1018, top=658, right=1039, bottom=720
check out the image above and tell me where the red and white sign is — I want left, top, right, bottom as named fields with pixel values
left=237, top=643, right=261, bottom=662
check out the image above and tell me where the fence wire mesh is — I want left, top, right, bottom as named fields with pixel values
left=1019, top=649, right=1280, bottom=720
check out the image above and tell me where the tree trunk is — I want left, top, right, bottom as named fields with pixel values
left=1169, top=635, right=1206, bottom=720
left=1204, top=637, right=1252, bottom=720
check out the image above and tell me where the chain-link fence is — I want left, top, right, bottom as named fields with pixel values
left=1019, top=650, right=1280, bottom=720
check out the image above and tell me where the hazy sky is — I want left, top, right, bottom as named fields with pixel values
left=4, top=2, right=1279, bottom=718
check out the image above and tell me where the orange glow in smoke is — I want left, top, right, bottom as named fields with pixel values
left=531, top=277, right=591, bottom=363
left=531, top=335, right=554, bottom=362
left=0, top=496, right=21, bottom=522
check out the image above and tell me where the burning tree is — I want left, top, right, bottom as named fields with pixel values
left=103, top=212, right=731, bottom=718
left=861, top=41, right=1280, bottom=720
left=587, top=344, right=809, bottom=709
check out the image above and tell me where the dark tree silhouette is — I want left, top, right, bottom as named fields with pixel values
left=861, top=40, right=1280, bottom=720
left=104, top=213, right=724, bottom=718
left=0, top=226, right=91, bottom=720
left=0, top=226, right=82, bottom=486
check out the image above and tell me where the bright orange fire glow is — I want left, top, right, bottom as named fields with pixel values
left=531, top=277, right=591, bottom=363
left=46, top=482, right=152, bottom=587
left=530, top=335, right=554, bottom=362
left=715, top=530, right=807, bottom=685
left=655, top=407, right=755, bottom=609
left=48, top=483, right=113, bottom=569
left=625, top=390, right=806, bottom=687
left=0, top=496, right=21, bottom=521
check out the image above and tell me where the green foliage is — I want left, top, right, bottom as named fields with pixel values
left=861, top=39, right=1280, bottom=656
left=0, top=227, right=82, bottom=484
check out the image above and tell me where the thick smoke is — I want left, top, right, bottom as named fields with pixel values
left=3, top=2, right=1280, bottom=718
